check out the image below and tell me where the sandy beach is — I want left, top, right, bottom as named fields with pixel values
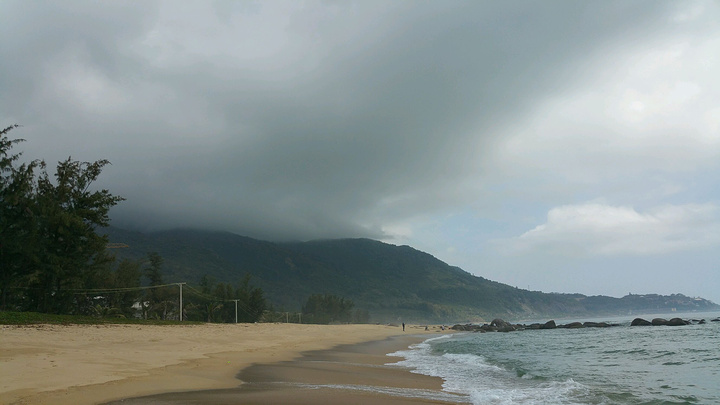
left=0, top=323, right=454, bottom=405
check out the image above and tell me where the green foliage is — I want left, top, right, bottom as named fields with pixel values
left=0, top=125, right=124, bottom=314
left=145, top=252, right=164, bottom=286
left=140, top=252, right=178, bottom=320
left=27, top=156, right=123, bottom=313
left=302, top=293, right=355, bottom=324
left=73, top=257, right=144, bottom=318
left=110, top=259, right=143, bottom=316
left=89, top=303, right=126, bottom=319
left=182, top=274, right=266, bottom=323
left=0, top=310, right=199, bottom=325
left=0, top=125, right=41, bottom=309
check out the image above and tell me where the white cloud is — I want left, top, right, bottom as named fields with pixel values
left=494, top=30, right=720, bottom=185
left=504, top=202, right=720, bottom=256
left=44, top=45, right=131, bottom=115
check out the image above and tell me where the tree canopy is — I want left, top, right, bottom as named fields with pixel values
left=1, top=125, right=272, bottom=322
left=301, top=293, right=366, bottom=324
left=1, top=125, right=124, bottom=313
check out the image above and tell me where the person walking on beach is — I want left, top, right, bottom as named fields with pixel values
left=402, top=322, right=405, bottom=331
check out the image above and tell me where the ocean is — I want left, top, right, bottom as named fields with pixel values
left=388, top=312, right=720, bottom=404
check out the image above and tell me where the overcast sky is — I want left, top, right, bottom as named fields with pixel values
left=2, top=0, right=719, bottom=303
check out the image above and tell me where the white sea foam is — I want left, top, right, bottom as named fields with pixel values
left=385, top=315, right=720, bottom=404
left=387, top=334, right=591, bottom=405
left=287, top=382, right=470, bottom=403
left=466, top=379, right=590, bottom=405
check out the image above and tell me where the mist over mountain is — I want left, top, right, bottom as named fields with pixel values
left=103, top=227, right=718, bottom=323
left=4, top=1, right=720, bottom=309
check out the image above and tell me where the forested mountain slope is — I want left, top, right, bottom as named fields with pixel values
left=104, top=227, right=718, bottom=322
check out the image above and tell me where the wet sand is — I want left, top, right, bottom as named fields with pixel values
left=106, top=334, right=466, bottom=404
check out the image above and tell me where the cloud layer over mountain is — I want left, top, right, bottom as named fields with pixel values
left=2, top=0, right=718, bottom=302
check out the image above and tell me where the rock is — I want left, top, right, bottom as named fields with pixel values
left=711, top=318, right=720, bottom=322
left=541, top=320, right=557, bottom=329
left=562, top=322, right=584, bottom=329
left=479, top=324, right=495, bottom=332
left=583, top=322, right=610, bottom=328
left=652, top=318, right=669, bottom=326
left=667, top=318, right=688, bottom=326
left=631, top=318, right=652, bottom=326
left=491, top=318, right=511, bottom=328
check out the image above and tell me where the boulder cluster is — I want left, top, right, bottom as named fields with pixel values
left=630, top=317, right=715, bottom=326
left=451, top=316, right=719, bottom=333
left=450, top=318, right=620, bottom=332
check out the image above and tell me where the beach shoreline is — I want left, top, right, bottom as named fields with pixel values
left=108, top=333, right=464, bottom=405
left=1, top=323, right=450, bottom=405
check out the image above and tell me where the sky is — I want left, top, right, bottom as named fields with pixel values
left=2, top=0, right=719, bottom=304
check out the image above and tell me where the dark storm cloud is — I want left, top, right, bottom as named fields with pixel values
left=0, top=1, right=679, bottom=240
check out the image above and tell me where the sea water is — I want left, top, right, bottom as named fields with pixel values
left=388, top=312, right=720, bottom=404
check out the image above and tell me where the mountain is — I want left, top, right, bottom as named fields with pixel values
left=103, top=227, right=719, bottom=323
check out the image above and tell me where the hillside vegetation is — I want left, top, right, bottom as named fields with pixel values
left=104, top=227, right=719, bottom=323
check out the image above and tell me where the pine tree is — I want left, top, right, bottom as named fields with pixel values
left=0, top=125, right=39, bottom=309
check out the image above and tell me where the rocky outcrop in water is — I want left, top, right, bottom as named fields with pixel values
left=451, top=318, right=621, bottom=332
left=632, top=317, right=690, bottom=326
left=583, top=322, right=611, bottom=328
left=631, top=318, right=652, bottom=326
left=450, top=316, right=708, bottom=333
left=541, top=320, right=557, bottom=329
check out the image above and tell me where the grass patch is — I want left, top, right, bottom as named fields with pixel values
left=0, top=311, right=201, bottom=325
